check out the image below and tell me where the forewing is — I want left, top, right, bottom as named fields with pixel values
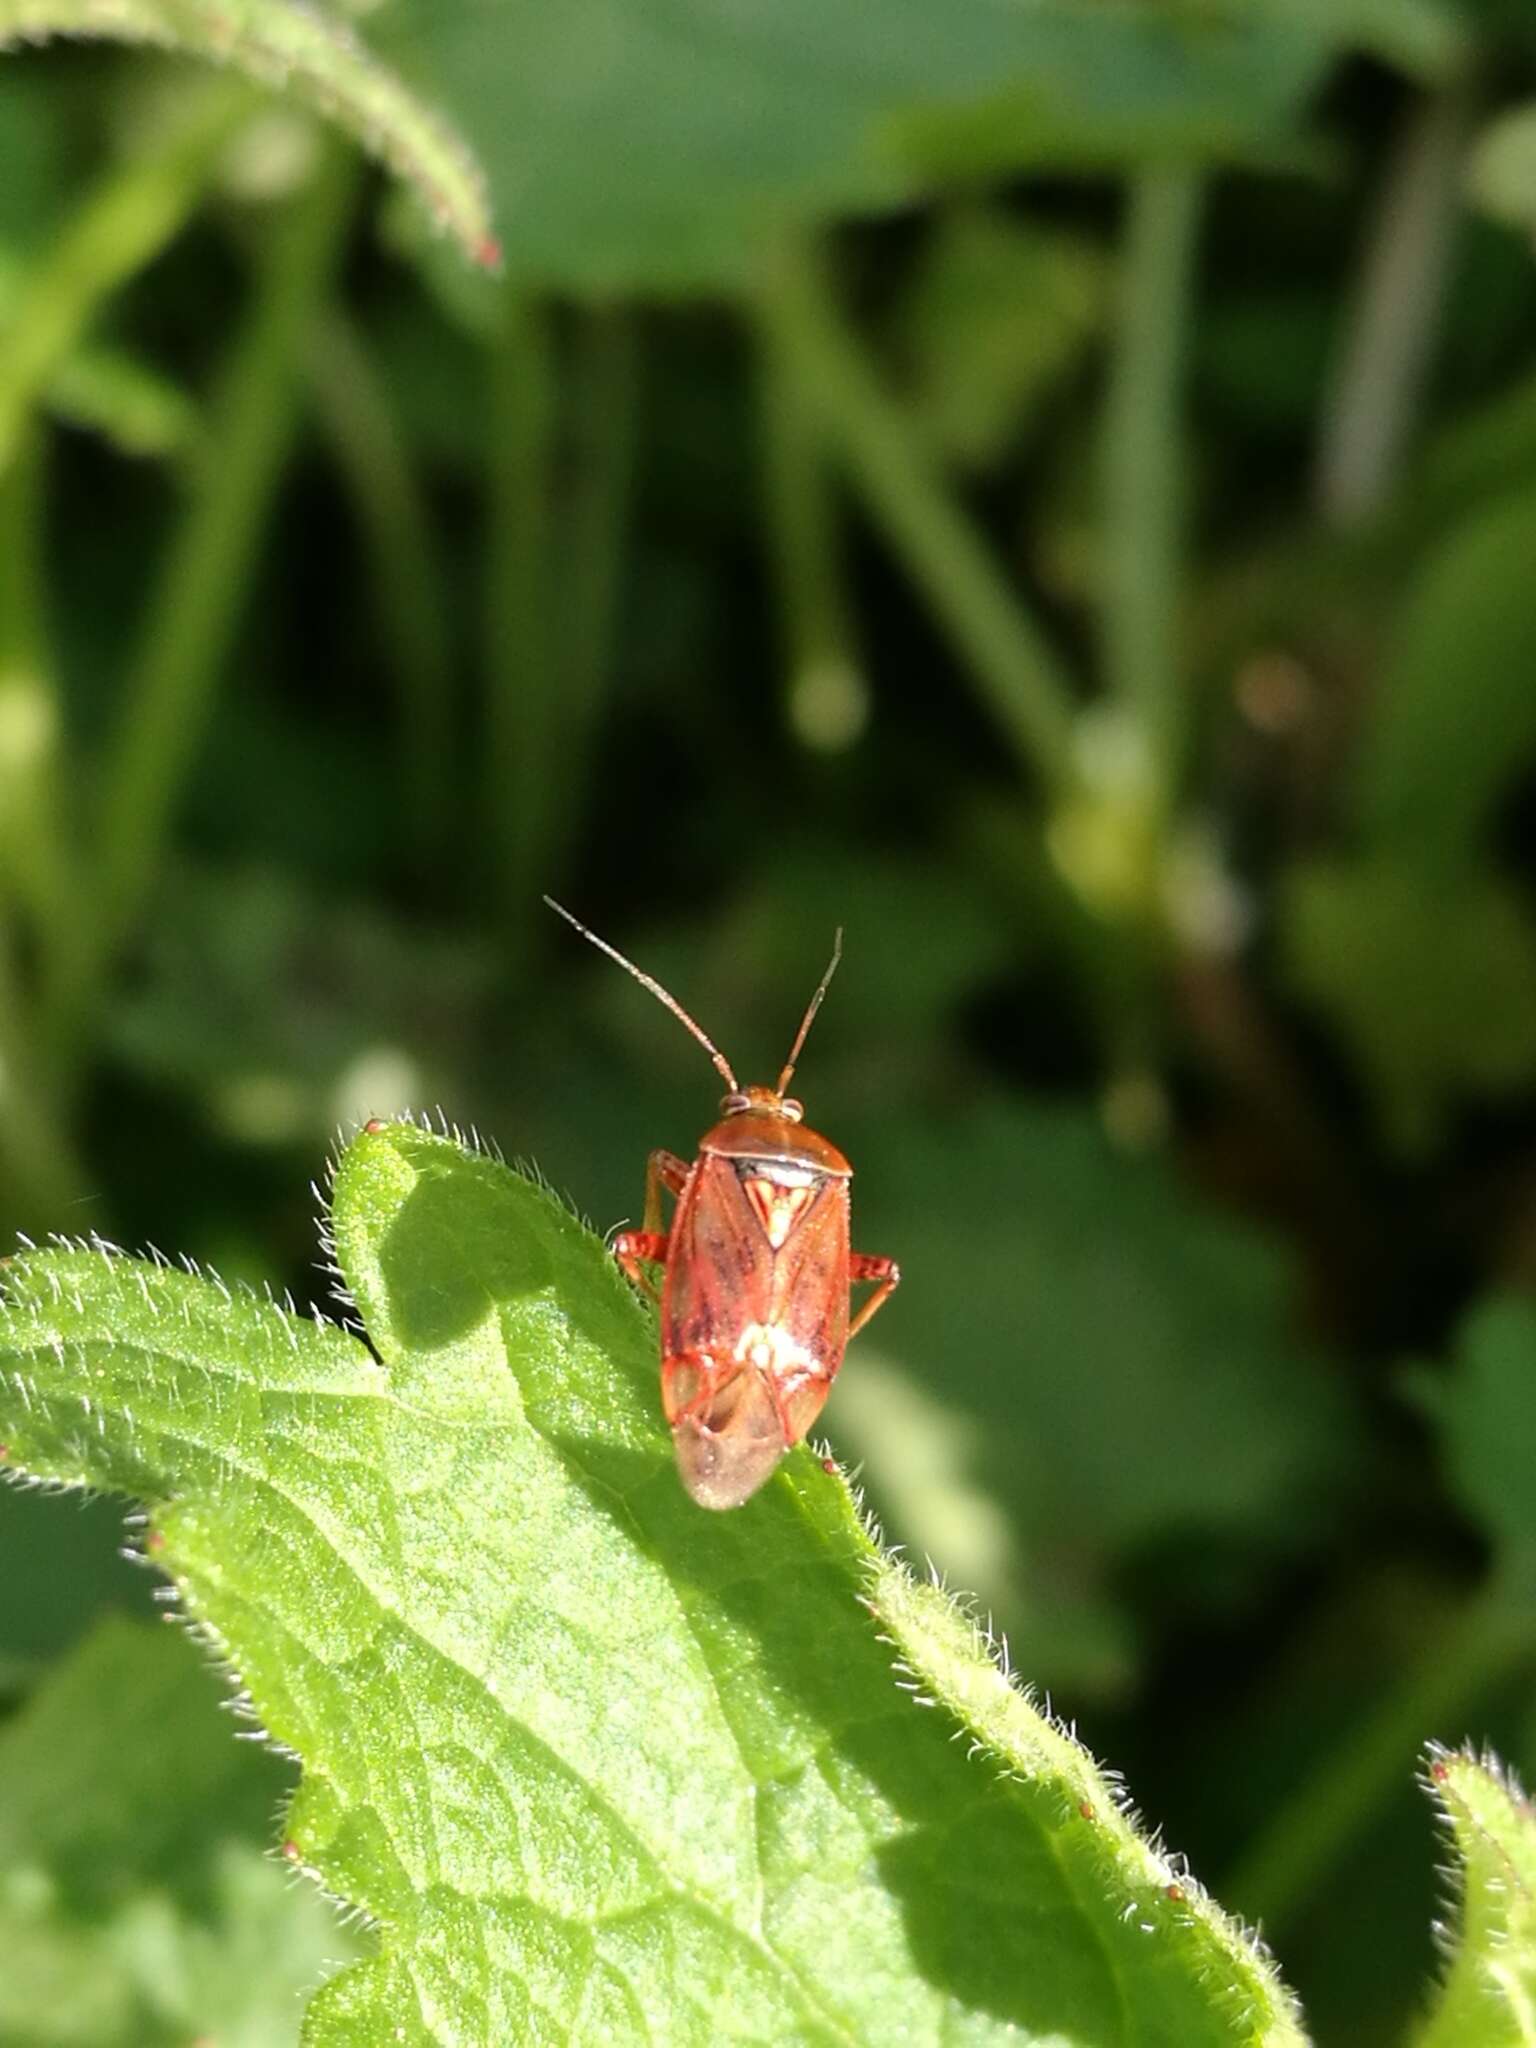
left=661, top=1154, right=774, bottom=1361
left=765, top=1177, right=850, bottom=1368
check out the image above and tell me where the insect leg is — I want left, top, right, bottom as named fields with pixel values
left=847, top=1252, right=901, bottom=1340
left=643, top=1150, right=690, bottom=1234
left=613, top=1228, right=669, bottom=1302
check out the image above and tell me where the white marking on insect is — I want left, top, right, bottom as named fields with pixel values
left=734, top=1320, right=814, bottom=1378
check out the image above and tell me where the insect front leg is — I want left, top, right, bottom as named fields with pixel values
left=614, top=1152, right=690, bottom=1302
left=613, top=1229, right=668, bottom=1301
left=643, top=1149, right=690, bottom=1233
left=847, top=1251, right=901, bottom=1341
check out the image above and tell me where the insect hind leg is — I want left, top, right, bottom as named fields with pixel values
left=848, top=1251, right=900, bottom=1341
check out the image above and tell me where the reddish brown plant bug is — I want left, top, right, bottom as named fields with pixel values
left=547, top=897, right=900, bottom=1510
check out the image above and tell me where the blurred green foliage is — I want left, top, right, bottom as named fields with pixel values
left=1, top=0, right=1536, bottom=2037
left=0, top=1616, right=358, bottom=2045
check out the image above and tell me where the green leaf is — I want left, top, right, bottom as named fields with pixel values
left=0, top=1614, right=355, bottom=2047
left=1281, top=860, right=1536, bottom=1154
left=0, top=1122, right=1306, bottom=2043
left=371, top=0, right=1452, bottom=292
left=106, top=864, right=491, bottom=1147
left=1353, top=492, right=1536, bottom=867
left=1468, top=101, right=1536, bottom=241
left=0, top=0, right=496, bottom=268
left=1436, top=1295, right=1536, bottom=1561
left=1411, top=1746, right=1536, bottom=2048
left=842, top=1099, right=1348, bottom=1577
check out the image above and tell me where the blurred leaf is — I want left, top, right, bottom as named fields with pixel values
left=1411, top=1746, right=1536, bottom=2048
left=1354, top=491, right=1536, bottom=866
left=1436, top=1294, right=1536, bottom=1560
left=829, top=1350, right=1137, bottom=1698
left=575, top=853, right=1019, bottom=1100
left=1282, top=860, right=1536, bottom=1154
left=0, top=1615, right=353, bottom=2047
left=0, top=1484, right=154, bottom=1694
left=840, top=1095, right=1350, bottom=1596
left=0, top=1125, right=1307, bottom=2044
left=867, top=0, right=1456, bottom=185
left=110, top=865, right=492, bottom=1143
left=0, top=0, right=496, bottom=268
left=0, top=65, right=71, bottom=245
left=371, top=0, right=1448, bottom=292
left=893, top=207, right=1106, bottom=469
left=1468, top=100, right=1536, bottom=241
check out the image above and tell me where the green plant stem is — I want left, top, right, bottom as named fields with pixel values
left=0, top=93, right=241, bottom=478
left=53, top=149, right=357, bottom=1080
left=1101, top=167, right=1203, bottom=800
left=0, top=441, right=83, bottom=1217
left=0, top=428, right=75, bottom=959
left=482, top=290, right=555, bottom=927
left=1315, top=85, right=1470, bottom=530
left=553, top=304, right=639, bottom=868
left=756, top=241, right=1078, bottom=799
left=757, top=310, right=868, bottom=751
left=0, top=438, right=87, bottom=1236
left=309, top=310, right=454, bottom=868
left=1225, top=1572, right=1535, bottom=1935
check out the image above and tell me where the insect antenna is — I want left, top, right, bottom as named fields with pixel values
left=544, top=897, right=739, bottom=1091
left=776, top=928, right=843, bottom=1095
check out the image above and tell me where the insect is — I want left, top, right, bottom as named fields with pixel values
left=547, top=898, right=900, bottom=1509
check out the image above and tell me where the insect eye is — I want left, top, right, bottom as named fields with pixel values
left=781, top=1098, right=804, bottom=1122
left=721, top=1092, right=750, bottom=1115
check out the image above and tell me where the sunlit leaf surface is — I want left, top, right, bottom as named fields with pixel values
left=0, top=1121, right=1303, bottom=2043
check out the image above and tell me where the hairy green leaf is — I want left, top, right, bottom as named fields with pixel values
left=0, top=0, right=496, bottom=267
left=1412, top=1747, right=1536, bottom=2048
left=0, top=1613, right=354, bottom=2046
left=0, top=1121, right=1305, bottom=2043
left=370, top=0, right=1454, bottom=291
